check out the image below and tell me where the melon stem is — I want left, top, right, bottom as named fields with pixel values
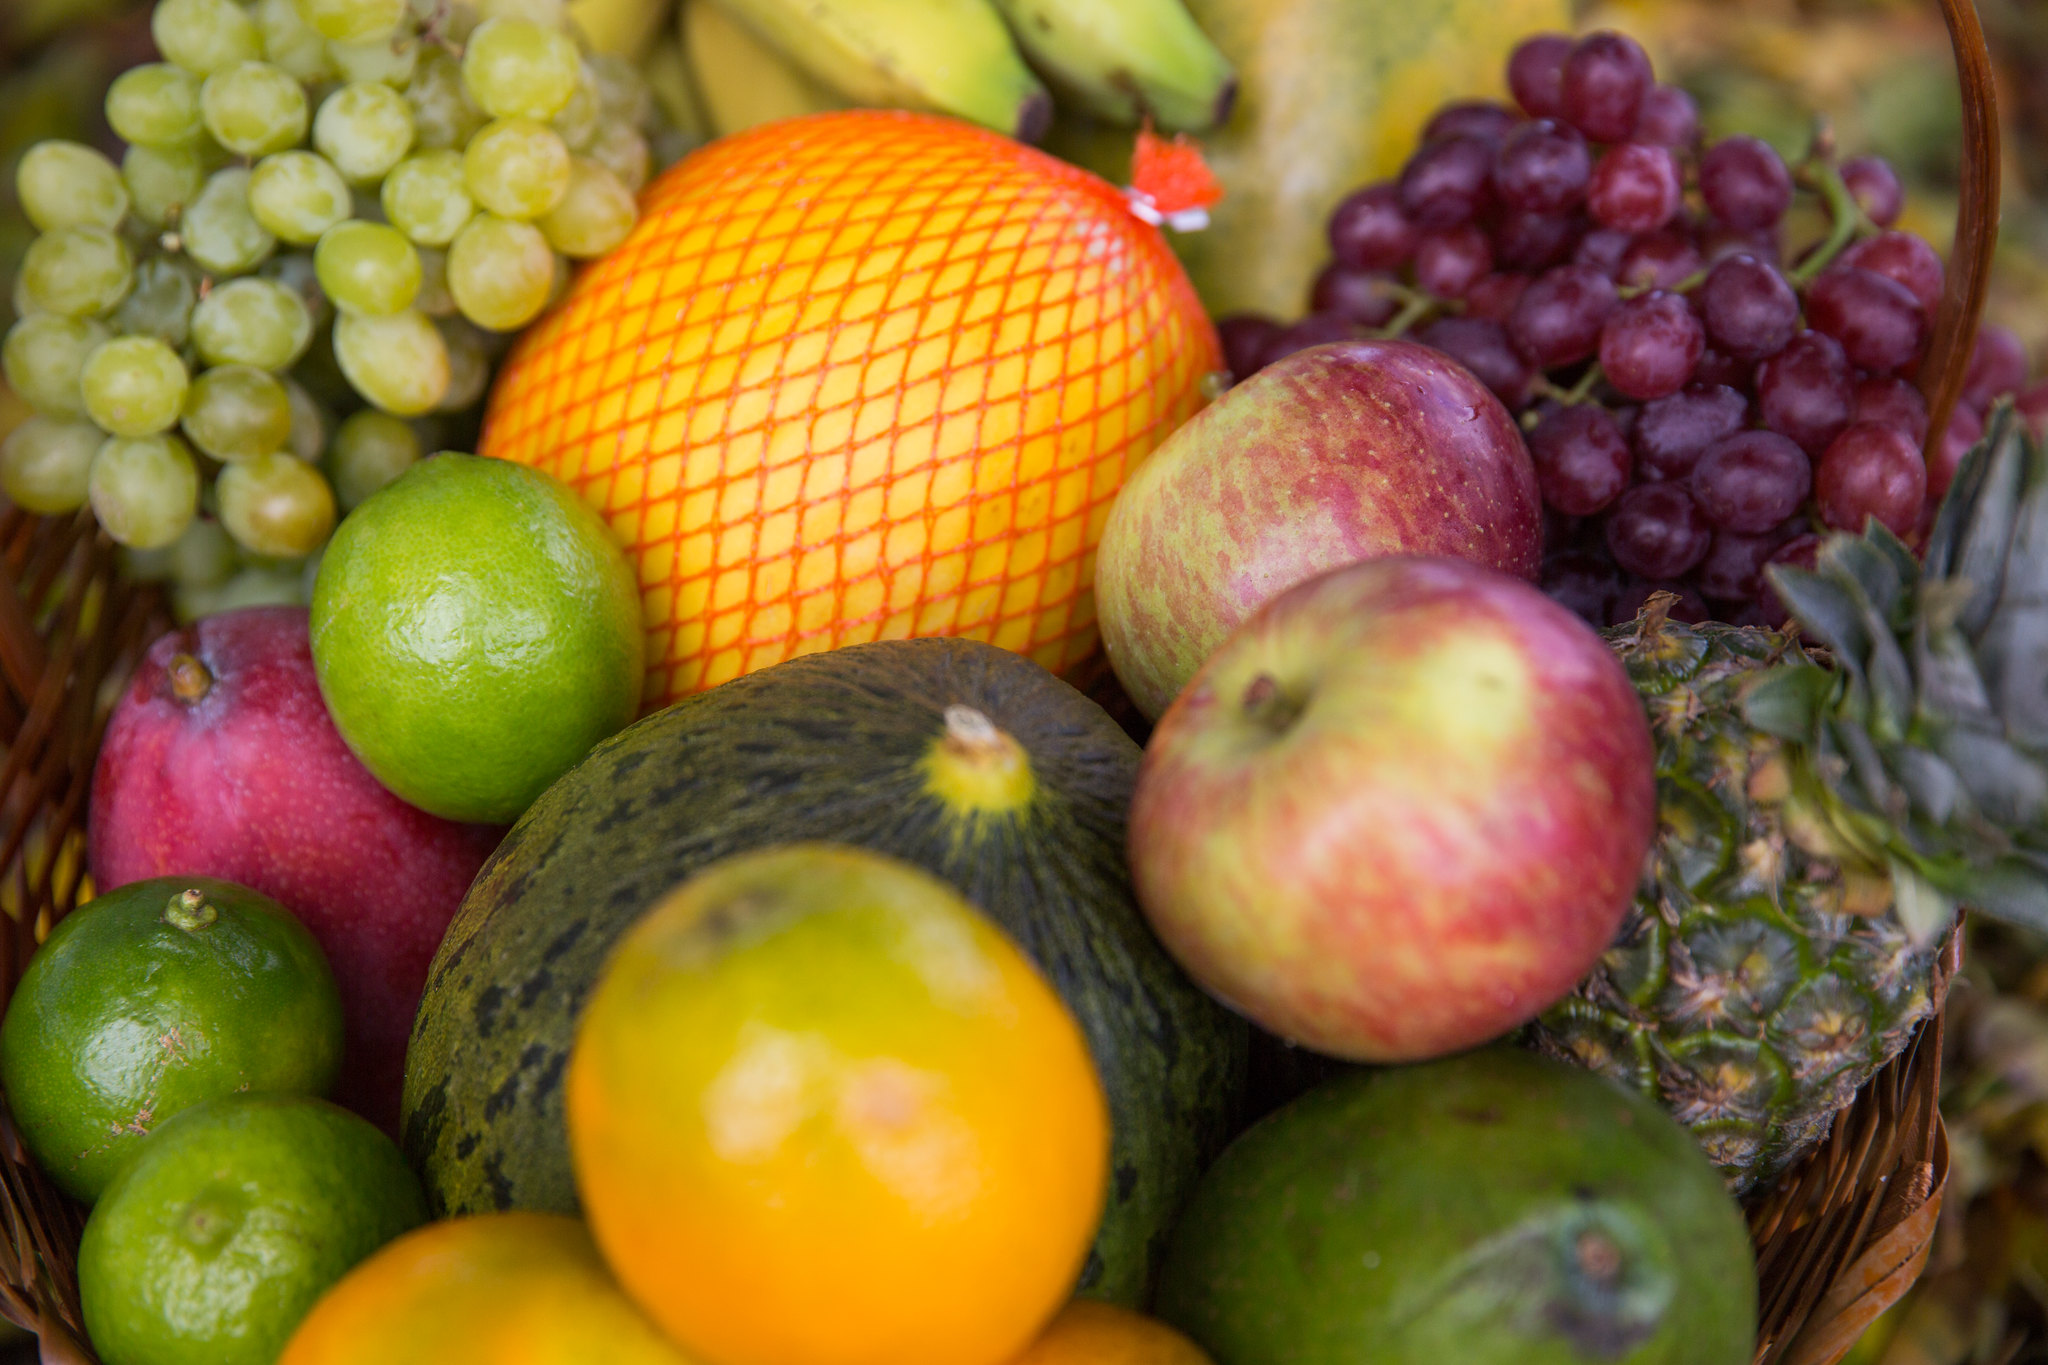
left=927, top=706, right=1036, bottom=815
left=167, top=653, right=214, bottom=704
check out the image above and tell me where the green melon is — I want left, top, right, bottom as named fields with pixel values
left=401, top=638, right=1248, bottom=1305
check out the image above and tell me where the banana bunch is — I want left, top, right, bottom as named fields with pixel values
left=676, top=0, right=1234, bottom=142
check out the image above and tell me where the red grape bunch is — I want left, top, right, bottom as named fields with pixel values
left=1217, top=28, right=2044, bottom=630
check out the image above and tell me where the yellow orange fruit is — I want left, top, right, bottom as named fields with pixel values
left=1011, top=1301, right=1215, bottom=1365
left=277, top=1212, right=690, bottom=1365
left=566, top=843, right=1109, bottom=1365
left=481, top=110, right=1220, bottom=707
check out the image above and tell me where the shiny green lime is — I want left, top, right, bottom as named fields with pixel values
left=0, top=876, right=343, bottom=1204
left=78, top=1093, right=426, bottom=1365
left=310, top=452, right=643, bottom=824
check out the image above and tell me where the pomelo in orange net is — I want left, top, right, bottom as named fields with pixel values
left=480, top=110, right=1221, bottom=707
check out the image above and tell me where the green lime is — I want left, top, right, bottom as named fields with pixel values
left=0, top=876, right=343, bottom=1204
left=309, top=452, right=644, bottom=824
left=78, top=1093, right=428, bottom=1365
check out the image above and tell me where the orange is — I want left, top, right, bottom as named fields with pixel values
left=1011, top=1301, right=1215, bottom=1365
left=481, top=110, right=1220, bottom=707
left=277, top=1212, right=690, bottom=1365
left=565, top=843, right=1109, bottom=1365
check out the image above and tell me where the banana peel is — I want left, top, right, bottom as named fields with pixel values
left=680, top=0, right=844, bottom=138
left=568, top=0, right=674, bottom=58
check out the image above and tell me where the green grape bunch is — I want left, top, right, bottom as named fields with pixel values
left=2, top=0, right=679, bottom=620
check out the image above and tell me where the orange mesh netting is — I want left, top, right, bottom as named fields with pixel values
left=480, top=110, right=1222, bottom=708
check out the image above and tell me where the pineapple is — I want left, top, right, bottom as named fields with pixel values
left=1532, top=405, right=2048, bottom=1196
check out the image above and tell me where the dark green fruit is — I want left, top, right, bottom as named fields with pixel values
left=403, top=637, right=1248, bottom=1304
left=1157, top=1049, right=1755, bottom=1365
left=0, top=876, right=343, bottom=1203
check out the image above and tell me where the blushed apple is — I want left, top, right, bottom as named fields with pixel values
left=1095, top=339, right=1541, bottom=719
left=1127, top=555, right=1655, bottom=1062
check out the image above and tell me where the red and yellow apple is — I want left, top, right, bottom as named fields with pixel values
left=1095, top=340, right=1541, bottom=719
left=1128, top=555, right=1655, bottom=1062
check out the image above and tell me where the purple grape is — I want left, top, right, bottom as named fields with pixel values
left=1756, top=329, right=1854, bottom=455
left=1415, top=316, right=1536, bottom=409
left=1634, top=85, right=1699, bottom=149
left=1529, top=403, right=1633, bottom=514
left=1508, top=263, right=1618, bottom=368
left=1425, top=100, right=1521, bottom=146
left=1690, top=429, right=1812, bottom=533
left=1599, top=290, right=1703, bottom=401
left=1464, top=272, right=1530, bottom=322
left=1508, top=33, right=1574, bottom=119
left=1804, top=267, right=1926, bottom=374
left=1618, top=230, right=1703, bottom=291
left=1840, top=156, right=1903, bottom=227
left=1634, top=384, right=1749, bottom=481
left=1756, top=533, right=1821, bottom=625
left=1700, top=220, right=1783, bottom=267
left=1260, top=313, right=1358, bottom=368
left=1815, top=422, right=1925, bottom=536
left=1492, top=208, right=1580, bottom=272
left=1606, top=483, right=1712, bottom=578
left=1697, top=254, right=1798, bottom=362
left=1492, top=120, right=1591, bottom=214
left=1329, top=184, right=1418, bottom=271
left=1699, top=135, right=1793, bottom=230
left=1310, top=264, right=1401, bottom=328
left=1572, top=226, right=1633, bottom=278
left=1561, top=31, right=1652, bottom=143
left=1541, top=547, right=1622, bottom=624
left=1608, top=579, right=1709, bottom=627
left=1693, top=349, right=1748, bottom=390
left=1930, top=402, right=1982, bottom=499
left=1587, top=143, right=1681, bottom=233
left=1218, top=314, right=1282, bottom=379
left=1697, top=527, right=1794, bottom=602
left=1839, top=232, right=1943, bottom=316
left=1413, top=224, right=1493, bottom=299
left=1963, top=324, right=2028, bottom=409
left=1399, top=136, right=1495, bottom=229
left=1854, top=375, right=1928, bottom=443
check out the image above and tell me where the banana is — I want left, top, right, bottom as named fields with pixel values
left=989, top=0, right=1235, bottom=131
left=641, top=32, right=713, bottom=142
left=707, top=0, right=1051, bottom=141
left=682, top=0, right=846, bottom=137
left=568, top=0, right=676, bottom=57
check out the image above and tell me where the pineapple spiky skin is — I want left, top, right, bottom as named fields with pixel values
left=1530, top=615, right=1946, bottom=1197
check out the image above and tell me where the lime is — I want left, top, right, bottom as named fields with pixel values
left=0, top=876, right=343, bottom=1204
left=78, top=1093, right=427, bottom=1365
left=309, top=452, right=643, bottom=824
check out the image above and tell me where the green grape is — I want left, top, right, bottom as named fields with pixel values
left=106, top=65, right=205, bottom=148
left=217, top=451, right=337, bottom=556
left=123, top=144, right=207, bottom=228
left=313, top=81, right=416, bottom=183
left=258, top=250, right=332, bottom=329
left=461, top=18, right=580, bottom=122
left=176, top=563, right=305, bottom=621
left=200, top=61, right=310, bottom=158
left=19, top=227, right=133, bottom=317
left=328, top=33, right=420, bottom=86
left=447, top=212, right=552, bottom=331
left=332, top=308, right=449, bottom=414
left=113, top=256, right=200, bottom=348
left=168, top=517, right=238, bottom=589
left=586, top=53, right=653, bottom=130
left=463, top=118, right=569, bottom=221
left=89, top=433, right=201, bottom=549
left=539, top=156, right=635, bottom=260
left=406, top=53, right=487, bottom=152
left=180, top=167, right=277, bottom=276
left=152, top=0, right=263, bottom=76
left=18, top=142, right=131, bottom=233
left=248, top=151, right=352, bottom=244
left=255, top=0, right=334, bottom=82
left=294, top=0, right=406, bottom=44
left=436, top=316, right=490, bottom=411
left=414, top=244, right=455, bottom=315
left=0, top=417, right=101, bottom=514
left=3, top=314, right=110, bottom=419
left=550, top=69, right=600, bottom=152
left=282, top=377, right=328, bottom=461
left=182, top=363, right=294, bottom=461
left=314, top=220, right=421, bottom=315
left=380, top=150, right=472, bottom=246
left=476, top=0, right=564, bottom=22
left=191, top=276, right=314, bottom=371
left=81, top=336, right=190, bottom=437
left=583, top=119, right=650, bottom=195
left=325, top=407, right=419, bottom=507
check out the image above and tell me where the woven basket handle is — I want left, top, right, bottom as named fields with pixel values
left=1918, top=0, right=2001, bottom=464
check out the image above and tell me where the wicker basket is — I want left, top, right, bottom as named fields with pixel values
left=0, top=0, right=2006, bottom=1359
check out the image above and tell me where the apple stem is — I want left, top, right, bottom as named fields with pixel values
left=1574, top=1228, right=1624, bottom=1287
left=1240, top=674, right=1304, bottom=734
left=167, top=653, right=214, bottom=704
left=163, top=889, right=218, bottom=932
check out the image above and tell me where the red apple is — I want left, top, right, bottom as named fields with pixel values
left=89, top=606, right=502, bottom=1133
left=1128, top=556, right=1654, bottom=1062
left=1095, top=339, right=1541, bottom=719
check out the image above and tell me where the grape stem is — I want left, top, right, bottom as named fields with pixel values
left=1536, top=364, right=1607, bottom=408
left=1373, top=285, right=1441, bottom=341
left=1619, top=268, right=1706, bottom=301
left=1789, top=156, right=1872, bottom=287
